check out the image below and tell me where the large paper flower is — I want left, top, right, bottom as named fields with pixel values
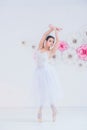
left=57, top=41, right=69, bottom=52
left=76, top=44, right=87, bottom=61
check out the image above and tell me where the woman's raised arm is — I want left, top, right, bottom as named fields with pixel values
left=51, top=27, right=62, bottom=54
left=55, top=29, right=59, bottom=43
left=38, top=25, right=55, bottom=49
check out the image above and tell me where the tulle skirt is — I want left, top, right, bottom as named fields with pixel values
left=31, top=64, right=64, bottom=107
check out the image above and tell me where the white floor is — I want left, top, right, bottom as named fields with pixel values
left=0, top=107, right=87, bottom=130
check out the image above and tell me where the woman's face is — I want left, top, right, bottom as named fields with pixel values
left=46, top=38, right=55, bottom=48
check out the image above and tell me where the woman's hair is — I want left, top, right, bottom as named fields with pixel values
left=46, top=35, right=55, bottom=41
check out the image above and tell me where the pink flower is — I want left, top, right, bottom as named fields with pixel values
left=76, top=44, right=87, bottom=61
left=57, top=41, right=69, bottom=52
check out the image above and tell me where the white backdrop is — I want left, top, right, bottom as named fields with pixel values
left=0, top=0, right=87, bottom=108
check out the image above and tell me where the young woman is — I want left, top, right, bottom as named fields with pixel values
left=32, top=24, right=63, bottom=122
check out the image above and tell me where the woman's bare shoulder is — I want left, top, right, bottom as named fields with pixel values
left=37, top=47, right=47, bottom=52
left=36, top=47, right=54, bottom=57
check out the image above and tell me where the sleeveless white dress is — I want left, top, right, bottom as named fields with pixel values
left=32, top=49, right=64, bottom=107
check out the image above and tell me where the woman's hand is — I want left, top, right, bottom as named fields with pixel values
left=56, top=27, right=63, bottom=31
left=49, top=24, right=56, bottom=30
left=49, top=24, right=62, bottom=31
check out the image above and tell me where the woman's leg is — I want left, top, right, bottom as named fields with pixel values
left=37, top=105, right=43, bottom=122
left=50, top=104, right=58, bottom=122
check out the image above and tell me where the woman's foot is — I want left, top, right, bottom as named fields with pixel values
left=37, top=111, right=42, bottom=122
left=52, top=108, right=58, bottom=122
left=51, top=105, right=58, bottom=122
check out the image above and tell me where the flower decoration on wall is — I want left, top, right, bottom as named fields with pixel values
left=66, top=32, right=82, bottom=49
left=76, top=44, right=87, bottom=61
left=79, top=25, right=87, bottom=43
left=32, top=45, right=36, bottom=49
left=21, top=41, right=26, bottom=45
left=20, top=41, right=30, bottom=48
left=75, top=58, right=87, bottom=68
left=57, top=41, right=69, bottom=52
left=61, top=48, right=78, bottom=65
left=52, top=54, right=56, bottom=59
left=18, top=25, right=87, bottom=68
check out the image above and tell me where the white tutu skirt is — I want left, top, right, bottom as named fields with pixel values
left=31, top=64, right=64, bottom=107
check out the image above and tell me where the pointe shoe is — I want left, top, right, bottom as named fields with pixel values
left=52, top=109, right=58, bottom=122
left=37, top=112, right=42, bottom=122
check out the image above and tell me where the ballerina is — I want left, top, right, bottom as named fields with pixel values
left=32, top=24, right=62, bottom=122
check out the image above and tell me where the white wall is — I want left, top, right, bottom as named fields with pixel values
left=0, top=0, right=87, bottom=108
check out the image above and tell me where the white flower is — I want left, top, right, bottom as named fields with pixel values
left=61, top=48, right=78, bottom=65
left=66, top=32, right=83, bottom=49
left=75, top=58, right=87, bottom=68
left=79, top=25, right=87, bottom=43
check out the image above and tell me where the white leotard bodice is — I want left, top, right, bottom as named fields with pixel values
left=33, top=50, right=52, bottom=68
